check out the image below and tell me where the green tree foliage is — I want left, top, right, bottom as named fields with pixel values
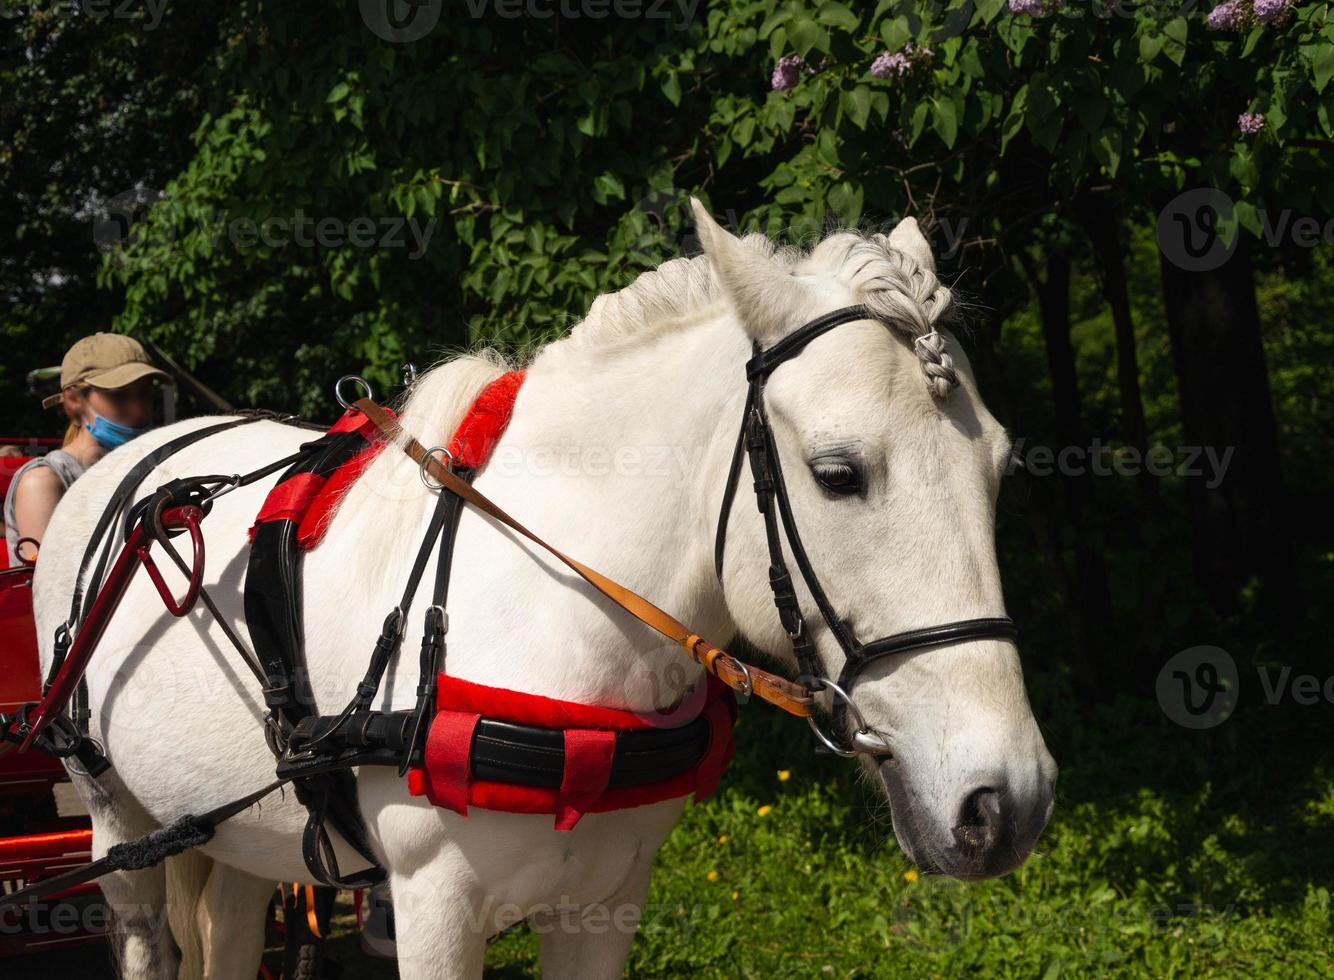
left=0, top=2, right=225, bottom=433
left=4, top=0, right=1331, bottom=655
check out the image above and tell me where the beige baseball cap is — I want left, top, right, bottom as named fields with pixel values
left=42, top=333, right=171, bottom=408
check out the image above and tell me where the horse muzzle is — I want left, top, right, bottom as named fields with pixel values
left=877, top=756, right=1057, bottom=881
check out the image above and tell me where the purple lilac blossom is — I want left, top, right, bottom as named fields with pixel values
left=771, top=54, right=804, bottom=91
left=1238, top=112, right=1266, bottom=134
left=1253, top=0, right=1293, bottom=23
left=871, top=43, right=933, bottom=80
left=1207, top=1, right=1250, bottom=30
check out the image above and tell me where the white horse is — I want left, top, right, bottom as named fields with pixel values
left=34, top=201, right=1056, bottom=979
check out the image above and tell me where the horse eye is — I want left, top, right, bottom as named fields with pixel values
left=810, top=460, right=862, bottom=495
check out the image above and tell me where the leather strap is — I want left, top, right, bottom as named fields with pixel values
left=352, top=397, right=814, bottom=718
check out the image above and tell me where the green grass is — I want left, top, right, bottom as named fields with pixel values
left=480, top=689, right=1333, bottom=978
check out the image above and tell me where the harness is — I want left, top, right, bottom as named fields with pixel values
left=0, top=304, right=1019, bottom=909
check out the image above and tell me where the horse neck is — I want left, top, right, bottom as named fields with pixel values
left=438, top=308, right=751, bottom=711
left=305, top=306, right=757, bottom=714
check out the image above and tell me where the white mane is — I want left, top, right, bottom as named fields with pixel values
left=566, top=228, right=959, bottom=393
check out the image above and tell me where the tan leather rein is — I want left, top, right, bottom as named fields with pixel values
left=353, top=397, right=815, bottom=718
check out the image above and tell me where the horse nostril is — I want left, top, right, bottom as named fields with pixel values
left=952, top=786, right=1002, bottom=853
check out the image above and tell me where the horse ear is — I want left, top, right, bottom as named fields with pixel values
left=888, top=217, right=936, bottom=273
left=691, top=197, right=810, bottom=344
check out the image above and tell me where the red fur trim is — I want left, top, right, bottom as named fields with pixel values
left=251, top=472, right=325, bottom=530
left=446, top=370, right=526, bottom=470
left=436, top=674, right=676, bottom=731
left=297, top=441, right=385, bottom=550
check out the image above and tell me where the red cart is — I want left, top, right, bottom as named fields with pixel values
left=0, top=439, right=108, bottom=956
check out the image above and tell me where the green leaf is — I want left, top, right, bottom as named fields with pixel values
left=1241, top=26, right=1263, bottom=58
left=1000, top=83, right=1028, bottom=154
left=769, top=94, right=797, bottom=132
left=326, top=82, right=351, bottom=103
left=880, top=17, right=911, bottom=52
left=1139, top=33, right=1165, bottom=64
left=1233, top=200, right=1261, bottom=237
left=734, top=114, right=756, bottom=148
left=592, top=172, right=624, bottom=204
left=1303, top=44, right=1334, bottom=94
left=908, top=100, right=930, bottom=146
left=1164, top=17, right=1188, bottom=45
left=828, top=180, right=863, bottom=224
left=1092, top=129, right=1123, bottom=177
left=661, top=71, right=681, bottom=107
left=788, top=18, right=826, bottom=57
left=932, top=97, right=958, bottom=149
left=816, top=2, right=860, bottom=31
left=842, top=86, right=872, bottom=130
left=1073, top=93, right=1107, bottom=133
left=1319, top=90, right=1334, bottom=136
left=758, top=7, right=794, bottom=38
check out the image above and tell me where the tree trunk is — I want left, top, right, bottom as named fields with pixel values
left=1022, top=245, right=1118, bottom=700
left=1076, top=192, right=1156, bottom=506
left=1157, top=234, right=1300, bottom=619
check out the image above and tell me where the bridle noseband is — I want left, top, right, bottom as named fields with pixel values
left=713, top=305, right=1018, bottom=757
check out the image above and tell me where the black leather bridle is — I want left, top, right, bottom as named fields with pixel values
left=713, top=305, right=1019, bottom=757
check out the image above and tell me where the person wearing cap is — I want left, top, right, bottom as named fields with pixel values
left=4, top=333, right=170, bottom=566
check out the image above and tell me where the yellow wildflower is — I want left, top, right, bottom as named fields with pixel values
left=757, top=804, right=773, bottom=817
left=777, top=770, right=791, bottom=782
left=731, top=890, right=740, bottom=901
left=717, top=834, right=730, bottom=844
left=706, top=870, right=719, bottom=882
left=903, top=869, right=919, bottom=883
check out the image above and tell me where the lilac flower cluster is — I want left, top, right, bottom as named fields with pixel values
left=870, top=43, right=933, bottom=80
left=1008, top=0, right=1058, bottom=15
left=1207, top=0, right=1298, bottom=32
left=1253, top=0, right=1295, bottom=23
left=1237, top=112, right=1266, bottom=134
left=771, top=53, right=804, bottom=91
left=1206, top=1, right=1250, bottom=30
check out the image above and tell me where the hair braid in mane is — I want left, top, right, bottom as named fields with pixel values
left=855, top=235, right=959, bottom=399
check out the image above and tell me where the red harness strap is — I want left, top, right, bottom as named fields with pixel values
left=407, top=676, right=736, bottom=829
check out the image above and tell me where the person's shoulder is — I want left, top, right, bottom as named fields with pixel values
left=13, top=460, right=65, bottom=497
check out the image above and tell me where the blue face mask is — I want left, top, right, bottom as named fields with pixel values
left=85, top=413, right=149, bottom=450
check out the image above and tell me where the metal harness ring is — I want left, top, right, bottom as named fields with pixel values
left=419, top=445, right=455, bottom=491
left=804, top=677, right=874, bottom=759
left=335, top=375, right=374, bottom=411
